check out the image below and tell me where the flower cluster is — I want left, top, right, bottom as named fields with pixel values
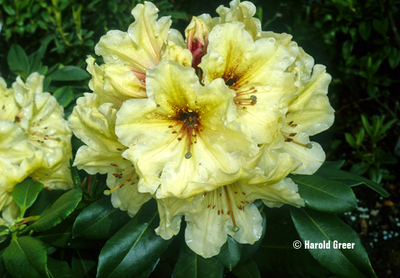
left=0, top=73, right=73, bottom=223
left=69, top=0, right=334, bottom=257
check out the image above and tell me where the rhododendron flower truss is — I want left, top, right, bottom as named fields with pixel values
left=69, top=93, right=151, bottom=217
left=155, top=178, right=304, bottom=258
left=116, top=61, right=258, bottom=199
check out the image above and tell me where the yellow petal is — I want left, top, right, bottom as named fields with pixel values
left=95, top=2, right=171, bottom=71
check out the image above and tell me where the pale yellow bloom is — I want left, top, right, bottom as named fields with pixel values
left=0, top=73, right=73, bottom=215
left=116, top=61, right=258, bottom=199
left=156, top=178, right=303, bottom=258
left=69, top=93, right=151, bottom=216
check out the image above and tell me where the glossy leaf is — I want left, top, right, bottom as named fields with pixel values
left=7, top=44, right=29, bottom=78
left=217, top=236, right=242, bottom=270
left=54, top=86, right=74, bottom=107
left=254, top=206, right=331, bottom=277
left=72, top=196, right=131, bottom=239
left=47, top=257, right=74, bottom=278
left=97, top=201, right=171, bottom=278
left=71, top=250, right=96, bottom=278
left=232, top=259, right=261, bottom=278
left=25, top=189, right=65, bottom=217
left=48, top=66, right=90, bottom=81
left=30, top=189, right=82, bottom=232
left=290, top=207, right=377, bottom=278
left=12, top=178, right=43, bottom=215
left=319, top=160, right=345, bottom=170
left=290, top=175, right=357, bottom=213
left=37, top=217, right=102, bottom=249
left=313, top=168, right=389, bottom=197
left=3, top=236, right=48, bottom=278
left=172, top=243, right=224, bottom=278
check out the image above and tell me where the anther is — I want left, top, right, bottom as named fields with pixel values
left=185, top=152, right=192, bottom=159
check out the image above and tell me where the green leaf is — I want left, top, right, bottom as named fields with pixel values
left=172, top=243, right=224, bottom=278
left=232, top=259, right=260, bottom=278
left=290, top=175, right=358, bottom=213
left=359, top=21, right=371, bottom=41
left=350, top=163, right=370, bottom=176
left=361, top=115, right=372, bottom=137
left=290, top=207, right=377, bottom=278
left=388, top=46, right=400, bottom=69
left=12, top=178, right=44, bottom=216
left=48, top=66, right=90, bottom=81
left=314, top=168, right=389, bottom=197
left=25, top=189, right=65, bottom=217
left=345, top=133, right=357, bottom=148
left=3, top=236, right=48, bottom=278
left=356, top=128, right=365, bottom=146
left=7, top=45, right=29, bottom=79
left=72, top=196, right=131, bottom=239
left=47, top=257, right=74, bottom=278
left=37, top=217, right=101, bottom=249
left=254, top=206, right=331, bottom=277
left=372, top=18, right=389, bottom=35
left=71, top=250, right=96, bottom=278
left=319, top=160, right=345, bottom=170
left=368, top=167, right=382, bottom=184
left=30, top=189, right=82, bottom=232
left=342, top=41, right=353, bottom=60
left=53, top=86, right=74, bottom=107
left=97, top=201, right=171, bottom=278
left=217, top=236, right=242, bottom=270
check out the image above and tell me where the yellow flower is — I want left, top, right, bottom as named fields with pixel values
left=116, top=61, right=258, bottom=199
left=69, top=93, right=151, bottom=216
left=0, top=73, right=73, bottom=214
left=156, top=178, right=304, bottom=258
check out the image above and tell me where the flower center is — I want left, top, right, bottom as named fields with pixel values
left=169, top=107, right=201, bottom=159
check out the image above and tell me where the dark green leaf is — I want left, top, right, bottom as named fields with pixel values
left=72, top=250, right=96, bottom=278
left=217, top=236, right=242, bottom=270
left=388, top=46, right=400, bottom=69
left=313, top=168, right=389, bottom=197
left=97, top=201, right=171, bottom=278
left=372, top=18, right=388, bottom=35
left=73, top=196, right=131, bottom=239
left=172, top=243, right=224, bottom=278
left=48, top=66, right=90, bottom=81
left=232, top=259, right=260, bottom=278
left=342, top=41, right=353, bottom=60
left=53, top=86, right=73, bottom=107
left=345, top=133, right=357, bottom=148
left=290, top=175, right=357, bottom=213
left=38, top=217, right=102, bottom=249
left=47, top=257, right=74, bottom=278
left=368, top=167, right=382, bottom=184
left=3, top=236, right=48, bottom=278
left=7, top=45, right=29, bottom=79
left=350, top=163, right=370, bottom=176
left=358, top=21, right=371, bottom=41
left=290, top=207, right=377, bottom=278
left=319, top=160, right=345, bottom=170
left=26, top=189, right=65, bottom=217
left=254, top=206, right=331, bottom=277
left=30, top=189, right=82, bottom=232
left=12, top=178, right=43, bottom=215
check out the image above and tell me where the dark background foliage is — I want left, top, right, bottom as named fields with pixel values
left=1, top=0, right=399, bottom=277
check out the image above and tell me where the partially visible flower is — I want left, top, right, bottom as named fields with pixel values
left=0, top=73, right=73, bottom=213
left=68, top=93, right=151, bottom=217
left=156, top=178, right=304, bottom=258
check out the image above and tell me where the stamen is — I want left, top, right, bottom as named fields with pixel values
left=103, top=171, right=135, bottom=195
left=29, top=132, right=61, bottom=141
left=282, top=134, right=313, bottom=149
left=223, top=186, right=240, bottom=232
